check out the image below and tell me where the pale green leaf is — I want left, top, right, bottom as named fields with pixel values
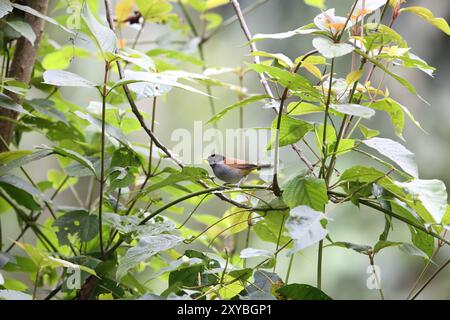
left=42, top=46, right=90, bottom=70
left=330, top=104, right=375, bottom=119
left=82, top=2, right=117, bottom=55
left=116, top=234, right=183, bottom=280
left=363, top=138, right=418, bottom=178
left=4, top=18, right=36, bottom=44
left=396, top=179, right=448, bottom=224
left=286, top=205, right=328, bottom=251
left=312, top=37, right=354, bottom=59
left=43, top=70, right=98, bottom=88
left=401, top=6, right=450, bottom=35
left=0, top=93, right=31, bottom=115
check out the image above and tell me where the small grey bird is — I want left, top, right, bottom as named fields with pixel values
left=207, top=154, right=271, bottom=185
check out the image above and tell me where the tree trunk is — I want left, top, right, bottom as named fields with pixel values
left=0, top=0, right=49, bottom=152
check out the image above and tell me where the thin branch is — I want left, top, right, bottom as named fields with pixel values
left=320, top=58, right=335, bottom=180
left=271, top=50, right=318, bottom=195
left=201, top=0, right=271, bottom=44
left=106, top=185, right=271, bottom=255
left=411, top=258, right=450, bottom=300
left=229, top=0, right=274, bottom=99
left=104, top=0, right=256, bottom=211
left=229, top=0, right=318, bottom=186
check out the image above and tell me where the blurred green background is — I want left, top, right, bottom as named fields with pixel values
left=2, top=0, right=450, bottom=299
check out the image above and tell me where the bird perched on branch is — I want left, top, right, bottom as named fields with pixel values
left=207, top=154, right=271, bottom=186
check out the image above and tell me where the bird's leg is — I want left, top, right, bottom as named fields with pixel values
left=236, top=175, right=248, bottom=188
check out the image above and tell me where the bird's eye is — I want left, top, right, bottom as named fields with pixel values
left=211, top=153, right=215, bottom=157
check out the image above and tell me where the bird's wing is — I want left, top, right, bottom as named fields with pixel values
left=224, top=157, right=259, bottom=171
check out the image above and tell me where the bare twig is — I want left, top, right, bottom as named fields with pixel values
left=229, top=0, right=317, bottom=184
left=229, top=0, right=274, bottom=99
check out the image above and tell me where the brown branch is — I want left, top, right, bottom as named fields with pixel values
left=104, top=0, right=252, bottom=210
left=229, top=0, right=274, bottom=99
left=229, top=0, right=317, bottom=184
left=0, top=0, right=49, bottom=152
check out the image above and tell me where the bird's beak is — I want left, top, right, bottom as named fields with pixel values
left=203, top=159, right=209, bottom=165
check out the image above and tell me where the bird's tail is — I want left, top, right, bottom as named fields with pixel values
left=256, top=164, right=272, bottom=170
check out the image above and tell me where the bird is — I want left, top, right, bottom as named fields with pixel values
left=207, top=154, right=271, bottom=186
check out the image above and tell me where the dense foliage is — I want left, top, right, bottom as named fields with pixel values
left=0, top=0, right=449, bottom=300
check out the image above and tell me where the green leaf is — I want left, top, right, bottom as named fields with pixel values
left=4, top=18, right=36, bottom=44
left=312, top=37, right=354, bottom=59
left=329, top=138, right=355, bottom=156
left=143, top=167, right=209, bottom=195
left=377, top=52, right=435, bottom=77
left=287, top=101, right=323, bottom=115
left=286, top=205, right=328, bottom=251
left=359, top=124, right=380, bottom=139
left=0, top=93, right=30, bottom=115
left=398, top=243, right=429, bottom=259
left=443, top=206, right=450, bottom=226
left=239, top=248, right=274, bottom=259
left=0, top=150, right=32, bottom=165
left=16, top=241, right=97, bottom=275
left=268, top=116, right=313, bottom=150
left=201, top=12, right=222, bottom=31
left=363, top=137, right=418, bottom=178
left=151, top=256, right=204, bottom=279
left=0, top=174, right=47, bottom=210
left=364, top=23, right=407, bottom=48
left=74, top=111, right=130, bottom=146
left=282, top=172, right=328, bottom=211
left=2, top=278, right=28, bottom=291
left=207, top=94, right=269, bottom=125
left=277, top=283, right=332, bottom=300
left=112, top=70, right=207, bottom=97
left=117, top=234, right=183, bottom=280
left=11, top=2, right=74, bottom=34
left=304, top=0, right=325, bottom=9
left=346, top=69, right=364, bottom=85
left=82, top=2, right=117, bottom=55
left=47, top=170, right=77, bottom=192
left=42, top=146, right=96, bottom=176
left=373, top=240, right=402, bottom=254
left=329, top=241, right=372, bottom=254
left=355, top=49, right=420, bottom=97
left=104, top=213, right=175, bottom=237
left=45, top=256, right=96, bottom=276
left=0, top=0, right=13, bottom=19
left=340, top=166, right=387, bottom=183
left=254, top=210, right=290, bottom=245
left=250, top=64, right=318, bottom=95
left=147, top=48, right=203, bottom=66
left=25, top=99, right=68, bottom=125
left=52, top=210, right=98, bottom=246
left=42, top=46, right=90, bottom=70
left=251, top=24, right=319, bottom=43
left=390, top=201, right=434, bottom=258
left=0, top=289, right=32, bottom=300
left=135, top=0, right=173, bottom=21
left=314, top=123, right=336, bottom=155
left=251, top=51, right=293, bottom=67
left=43, top=70, right=98, bottom=88
left=116, top=48, right=156, bottom=72
left=330, top=103, right=375, bottom=119
left=395, top=179, right=448, bottom=224
left=401, top=6, right=450, bottom=35
left=0, top=149, right=53, bottom=176
left=368, top=99, right=405, bottom=138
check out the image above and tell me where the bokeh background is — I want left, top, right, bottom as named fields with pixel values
left=2, top=0, right=450, bottom=299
